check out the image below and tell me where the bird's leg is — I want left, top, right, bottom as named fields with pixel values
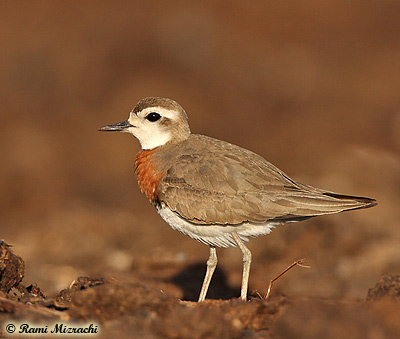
left=232, top=232, right=252, bottom=301
left=198, top=246, right=217, bottom=302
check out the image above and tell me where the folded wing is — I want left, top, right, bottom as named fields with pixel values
left=157, top=135, right=376, bottom=225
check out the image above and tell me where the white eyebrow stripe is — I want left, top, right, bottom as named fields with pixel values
left=138, top=107, right=180, bottom=120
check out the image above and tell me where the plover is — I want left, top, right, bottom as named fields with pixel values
left=99, top=97, right=376, bottom=302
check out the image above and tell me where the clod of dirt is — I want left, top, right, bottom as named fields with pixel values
left=0, top=240, right=25, bottom=293
left=55, top=277, right=106, bottom=308
left=17, top=283, right=47, bottom=305
left=66, top=278, right=173, bottom=321
left=366, top=274, right=400, bottom=301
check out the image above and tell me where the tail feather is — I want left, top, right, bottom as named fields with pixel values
left=321, top=192, right=377, bottom=210
left=269, top=190, right=377, bottom=223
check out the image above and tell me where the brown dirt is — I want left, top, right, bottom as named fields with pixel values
left=1, top=1, right=400, bottom=337
left=1, top=244, right=400, bottom=338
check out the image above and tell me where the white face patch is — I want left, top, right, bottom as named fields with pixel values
left=125, top=107, right=181, bottom=150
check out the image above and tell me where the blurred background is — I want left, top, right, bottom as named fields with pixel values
left=1, top=1, right=399, bottom=300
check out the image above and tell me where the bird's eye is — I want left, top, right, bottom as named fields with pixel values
left=146, top=112, right=161, bottom=122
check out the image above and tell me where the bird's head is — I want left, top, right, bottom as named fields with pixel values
left=99, top=97, right=191, bottom=150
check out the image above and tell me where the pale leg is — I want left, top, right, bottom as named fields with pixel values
left=198, top=246, right=217, bottom=302
left=232, top=232, right=252, bottom=301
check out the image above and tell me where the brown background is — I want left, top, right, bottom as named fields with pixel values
left=1, top=0, right=399, bottom=335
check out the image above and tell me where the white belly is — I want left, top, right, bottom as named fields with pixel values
left=156, top=205, right=279, bottom=248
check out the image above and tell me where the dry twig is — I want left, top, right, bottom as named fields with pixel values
left=264, top=258, right=310, bottom=299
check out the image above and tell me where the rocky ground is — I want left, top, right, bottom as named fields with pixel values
left=1, top=241, right=400, bottom=338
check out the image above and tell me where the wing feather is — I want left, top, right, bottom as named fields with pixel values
left=156, top=135, right=375, bottom=225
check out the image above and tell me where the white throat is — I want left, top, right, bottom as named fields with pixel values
left=132, top=128, right=171, bottom=150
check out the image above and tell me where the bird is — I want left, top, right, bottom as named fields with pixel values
left=99, top=97, right=376, bottom=302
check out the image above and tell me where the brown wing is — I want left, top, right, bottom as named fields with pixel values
left=157, top=135, right=376, bottom=225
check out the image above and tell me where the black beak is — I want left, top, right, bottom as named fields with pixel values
left=98, top=120, right=134, bottom=132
